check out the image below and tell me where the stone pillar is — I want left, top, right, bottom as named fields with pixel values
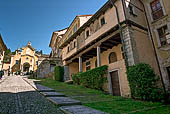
left=122, top=26, right=139, bottom=66
left=97, top=46, right=101, bottom=67
left=64, top=66, right=69, bottom=81
left=79, top=56, right=82, bottom=72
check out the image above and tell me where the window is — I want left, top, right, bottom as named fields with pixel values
left=157, top=25, right=168, bottom=46
left=36, top=61, right=38, bottom=66
left=100, top=17, right=106, bottom=26
left=86, top=61, right=91, bottom=71
left=73, top=41, right=76, bottom=48
left=109, top=52, right=117, bottom=64
left=26, top=48, right=30, bottom=54
left=86, top=30, right=90, bottom=38
left=26, top=57, right=29, bottom=60
left=67, top=46, right=70, bottom=53
left=150, top=0, right=164, bottom=20
left=73, top=24, right=77, bottom=33
left=68, top=32, right=72, bottom=38
left=129, top=5, right=137, bottom=17
left=16, top=60, right=19, bottom=65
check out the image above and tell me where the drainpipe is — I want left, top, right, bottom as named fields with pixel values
left=138, top=0, right=166, bottom=92
left=109, top=0, right=128, bottom=67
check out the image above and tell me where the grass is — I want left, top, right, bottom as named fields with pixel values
left=37, top=78, right=170, bottom=114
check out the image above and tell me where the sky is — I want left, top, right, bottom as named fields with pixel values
left=0, top=0, right=107, bottom=54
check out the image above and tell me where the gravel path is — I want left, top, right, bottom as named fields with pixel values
left=0, top=75, right=63, bottom=114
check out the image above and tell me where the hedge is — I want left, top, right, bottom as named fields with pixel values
left=127, top=63, right=170, bottom=103
left=54, top=66, right=64, bottom=82
left=72, top=65, right=108, bottom=90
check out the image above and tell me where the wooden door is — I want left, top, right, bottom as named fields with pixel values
left=110, top=71, right=121, bottom=96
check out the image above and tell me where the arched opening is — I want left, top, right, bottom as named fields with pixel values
left=109, top=52, right=117, bottom=64
left=23, top=62, right=30, bottom=72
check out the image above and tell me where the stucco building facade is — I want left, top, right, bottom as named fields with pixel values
left=10, top=42, right=39, bottom=74
left=143, top=0, right=170, bottom=90
left=49, top=0, right=170, bottom=96
left=56, top=0, right=162, bottom=97
left=0, top=34, right=7, bottom=71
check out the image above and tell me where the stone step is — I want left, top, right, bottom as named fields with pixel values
left=47, top=97, right=82, bottom=107
left=35, top=84, right=55, bottom=92
left=60, top=105, right=109, bottom=114
left=40, top=92, right=65, bottom=97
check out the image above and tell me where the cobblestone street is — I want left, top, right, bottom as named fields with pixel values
left=0, top=75, right=63, bottom=114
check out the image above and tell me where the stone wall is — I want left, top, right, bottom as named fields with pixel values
left=36, top=57, right=62, bottom=78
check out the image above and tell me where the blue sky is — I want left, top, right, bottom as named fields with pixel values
left=0, top=0, right=107, bottom=54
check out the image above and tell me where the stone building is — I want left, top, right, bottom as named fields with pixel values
left=36, top=54, right=62, bottom=78
left=57, top=0, right=162, bottom=97
left=49, top=28, right=67, bottom=58
left=0, top=34, right=7, bottom=71
left=10, top=42, right=39, bottom=74
left=143, top=0, right=170, bottom=90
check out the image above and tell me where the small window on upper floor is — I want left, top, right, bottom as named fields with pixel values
left=150, top=0, right=164, bottom=20
left=100, top=17, right=106, bottom=26
left=36, top=61, right=38, bottom=66
left=129, top=5, right=137, bottom=17
left=73, top=41, right=76, bottom=48
left=157, top=25, right=169, bottom=46
left=67, top=46, right=70, bottom=53
left=86, top=30, right=90, bottom=38
left=26, top=57, right=29, bottom=60
left=73, top=24, right=77, bottom=33
left=16, top=60, right=19, bottom=65
left=68, top=32, right=72, bottom=38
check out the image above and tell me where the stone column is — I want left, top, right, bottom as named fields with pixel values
left=97, top=46, right=101, bottom=67
left=79, top=56, right=82, bottom=72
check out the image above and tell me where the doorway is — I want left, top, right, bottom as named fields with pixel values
left=110, top=70, right=121, bottom=96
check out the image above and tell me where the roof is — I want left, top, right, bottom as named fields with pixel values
left=0, top=34, right=7, bottom=51
left=59, top=0, right=115, bottom=48
left=64, top=14, right=93, bottom=35
left=49, top=28, right=68, bottom=47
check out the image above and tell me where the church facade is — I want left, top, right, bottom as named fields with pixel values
left=10, top=42, right=39, bottom=74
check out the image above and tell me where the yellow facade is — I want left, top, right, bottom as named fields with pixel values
left=10, top=42, right=38, bottom=74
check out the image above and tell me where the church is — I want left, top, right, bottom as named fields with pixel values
left=10, top=42, right=39, bottom=74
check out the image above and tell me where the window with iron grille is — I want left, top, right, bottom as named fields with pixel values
left=157, top=25, right=168, bottom=46
left=150, top=0, right=164, bottom=20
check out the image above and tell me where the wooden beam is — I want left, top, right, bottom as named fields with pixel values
left=65, top=31, right=120, bottom=64
left=107, top=39, right=120, bottom=44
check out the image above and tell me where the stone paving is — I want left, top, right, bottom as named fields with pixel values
left=40, top=92, right=65, bottom=97
left=24, top=78, right=110, bottom=114
left=60, top=105, right=109, bottom=114
left=0, top=75, right=63, bottom=114
left=0, top=75, right=8, bottom=83
left=47, top=97, right=82, bottom=106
